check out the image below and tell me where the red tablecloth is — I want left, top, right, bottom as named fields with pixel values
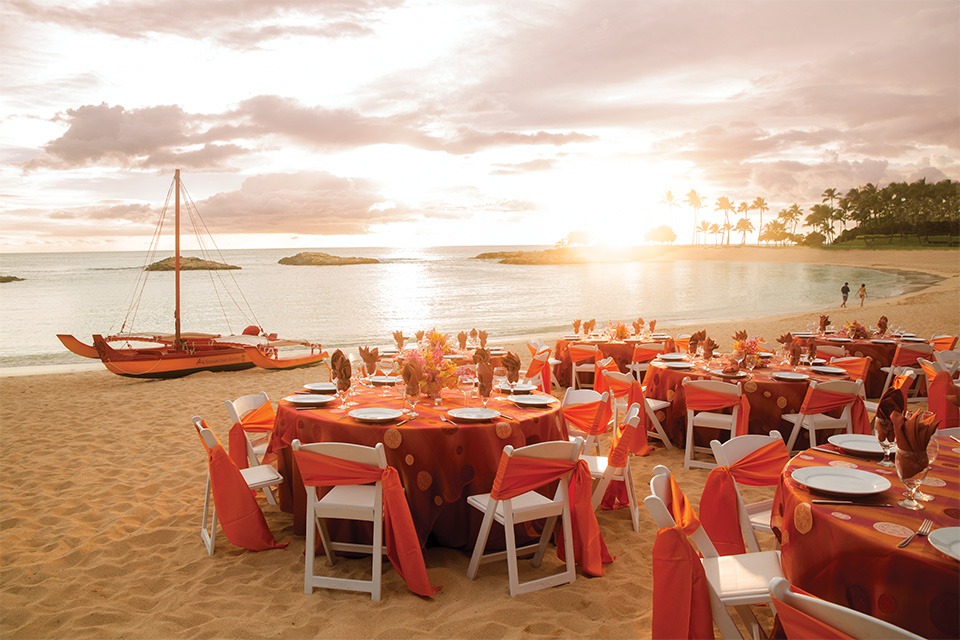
left=644, top=360, right=851, bottom=448
left=270, top=387, right=567, bottom=549
left=771, top=438, right=960, bottom=638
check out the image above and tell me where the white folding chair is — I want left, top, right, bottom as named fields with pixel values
left=569, top=343, right=600, bottom=390
left=627, top=341, right=666, bottom=382
left=710, top=431, right=784, bottom=552
left=561, top=388, right=610, bottom=455
left=601, top=370, right=673, bottom=450
left=466, top=438, right=584, bottom=596
left=863, top=369, right=918, bottom=416
left=880, top=343, right=934, bottom=396
left=782, top=379, right=863, bottom=452
left=293, top=439, right=388, bottom=601
left=934, top=350, right=960, bottom=377
left=816, top=345, right=846, bottom=359
left=192, top=416, right=283, bottom=556
left=582, top=404, right=642, bottom=531
left=768, top=578, right=923, bottom=639
left=682, top=379, right=742, bottom=470
left=645, top=465, right=783, bottom=640
left=224, top=391, right=277, bottom=505
left=938, top=427, right=960, bottom=438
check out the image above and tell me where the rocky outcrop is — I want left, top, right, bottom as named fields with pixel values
left=278, top=252, right=379, bottom=266
left=145, top=257, right=240, bottom=271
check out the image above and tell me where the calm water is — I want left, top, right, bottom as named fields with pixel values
left=0, top=246, right=935, bottom=368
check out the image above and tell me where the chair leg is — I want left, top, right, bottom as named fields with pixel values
left=467, top=500, right=498, bottom=579
left=684, top=414, right=696, bottom=470
left=262, top=486, right=277, bottom=506
left=707, top=588, right=744, bottom=640
left=558, top=493, right=576, bottom=587
left=316, top=518, right=337, bottom=565
left=532, top=515, right=557, bottom=568
left=647, top=403, right=674, bottom=450
left=785, top=418, right=803, bottom=453
left=200, top=475, right=216, bottom=555
left=504, top=509, right=522, bottom=597
left=571, top=363, right=578, bottom=390
left=304, top=502, right=316, bottom=594
left=371, top=508, right=383, bottom=602
left=624, top=463, right=640, bottom=532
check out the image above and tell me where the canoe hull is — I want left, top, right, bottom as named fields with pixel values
left=56, top=334, right=100, bottom=359
left=243, top=346, right=327, bottom=370
left=92, top=335, right=255, bottom=378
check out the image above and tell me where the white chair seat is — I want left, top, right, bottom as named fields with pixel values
left=747, top=504, right=773, bottom=533
left=646, top=398, right=670, bottom=412
left=318, top=484, right=377, bottom=512
left=240, top=464, right=283, bottom=488
left=467, top=490, right=556, bottom=521
left=782, top=412, right=845, bottom=428
left=692, top=412, right=736, bottom=429
left=702, top=550, right=783, bottom=604
left=580, top=454, right=607, bottom=477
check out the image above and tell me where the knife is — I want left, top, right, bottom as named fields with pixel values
left=811, top=446, right=875, bottom=462
left=811, top=499, right=894, bottom=507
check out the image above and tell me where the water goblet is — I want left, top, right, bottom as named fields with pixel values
left=873, top=417, right=896, bottom=468
left=458, top=374, right=475, bottom=406
left=914, top=434, right=940, bottom=502
left=405, top=390, right=419, bottom=420
left=895, top=448, right=931, bottom=510
left=331, top=379, right=348, bottom=413
left=493, top=367, right=507, bottom=401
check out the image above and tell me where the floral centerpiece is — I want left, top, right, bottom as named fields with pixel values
left=732, top=335, right=764, bottom=369
left=402, top=329, right=458, bottom=398
left=610, top=322, right=630, bottom=341
left=840, top=320, right=873, bottom=340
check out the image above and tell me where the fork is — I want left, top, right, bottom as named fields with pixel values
left=897, top=518, right=933, bottom=548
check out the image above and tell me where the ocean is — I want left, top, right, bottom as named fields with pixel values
left=0, top=246, right=936, bottom=369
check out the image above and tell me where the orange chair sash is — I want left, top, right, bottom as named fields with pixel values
left=684, top=385, right=751, bottom=437
left=599, top=415, right=650, bottom=510
left=928, top=370, right=960, bottom=430
left=652, top=525, right=713, bottom=639
left=228, top=402, right=277, bottom=469
left=562, top=399, right=612, bottom=437
left=932, top=335, right=958, bottom=351
left=293, top=451, right=440, bottom=597
left=593, top=359, right=620, bottom=394
left=892, top=345, right=929, bottom=366
left=490, top=453, right=612, bottom=577
left=892, top=373, right=915, bottom=394
left=772, top=587, right=855, bottom=640
left=569, top=344, right=599, bottom=364
left=631, top=345, right=662, bottom=364
left=196, top=423, right=286, bottom=552
left=830, top=357, right=871, bottom=382
left=699, top=440, right=789, bottom=555
left=799, top=387, right=870, bottom=434
left=524, top=349, right=552, bottom=392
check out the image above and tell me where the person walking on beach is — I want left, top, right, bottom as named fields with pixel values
left=841, top=282, right=850, bottom=307
left=858, top=283, right=867, bottom=307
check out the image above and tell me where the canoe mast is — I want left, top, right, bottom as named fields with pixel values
left=174, top=168, right=182, bottom=349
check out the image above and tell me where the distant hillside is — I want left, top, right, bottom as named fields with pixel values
left=279, top=252, right=380, bottom=266
left=0, top=275, right=25, bottom=283
left=474, top=246, right=671, bottom=264
left=146, top=257, right=240, bottom=271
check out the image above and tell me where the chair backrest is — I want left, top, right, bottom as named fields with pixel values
left=224, top=391, right=270, bottom=424
left=710, top=430, right=783, bottom=468
left=508, top=438, right=583, bottom=462
left=768, top=578, right=923, bottom=640
left=808, top=378, right=861, bottom=396
left=682, top=378, right=742, bottom=397
left=829, top=356, right=872, bottom=382
left=893, top=342, right=934, bottom=366
left=816, top=345, right=846, bottom=359
left=602, top=370, right=635, bottom=388
left=527, top=338, right=545, bottom=356
left=645, top=465, right=719, bottom=556
left=931, top=335, right=958, bottom=352
left=569, top=343, right=600, bottom=363
left=622, top=402, right=642, bottom=426
left=934, top=349, right=960, bottom=373
left=192, top=415, right=219, bottom=450
left=917, top=357, right=943, bottom=382
left=292, top=440, right=387, bottom=469
left=562, top=388, right=604, bottom=407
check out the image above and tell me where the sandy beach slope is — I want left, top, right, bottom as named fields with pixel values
left=1, top=247, right=956, bottom=639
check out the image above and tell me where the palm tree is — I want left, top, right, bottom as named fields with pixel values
left=780, top=203, right=803, bottom=235
left=735, top=217, right=755, bottom=245
left=662, top=191, right=677, bottom=228
left=696, top=220, right=711, bottom=246
left=709, top=222, right=721, bottom=245
left=685, top=190, right=704, bottom=245
left=806, top=204, right=835, bottom=242
left=715, top=196, right=735, bottom=246
left=750, top=197, right=768, bottom=244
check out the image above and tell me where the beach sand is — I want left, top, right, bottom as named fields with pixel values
left=1, top=247, right=957, bottom=639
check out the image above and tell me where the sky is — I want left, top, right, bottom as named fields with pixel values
left=0, top=0, right=958, bottom=253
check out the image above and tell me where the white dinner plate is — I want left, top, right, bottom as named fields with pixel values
left=895, top=332, right=917, bottom=338
left=348, top=408, right=404, bottom=423
left=379, top=347, right=399, bottom=355
left=563, top=335, right=581, bottom=340
left=448, top=407, right=501, bottom=422
left=800, top=358, right=827, bottom=366
left=928, top=527, right=960, bottom=561
left=759, top=352, right=775, bottom=358
left=827, top=434, right=887, bottom=455
left=444, top=354, right=467, bottom=360
left=791, top=466, right=891, bottom=496
left=710, top=369, right=747, bottom=379
left=370, top=375, right=400, bottom=386
left=664, top=361, right=694, bottom=370
left=303, top=382, right=337, bottom=393
left=499, top=382, right=536, bottom=394
left=901, top=337, right=928, bottom=343
left=509, top=394, right=557, bottom=407
left=651, top=333, right=670, bottom=340
left=792, top=332, right=814, bottom=337
left=772, top=372, right=810, bottom=382
left=828, top=337, right=852, bottom=343
left=870, top=339, right=896, bottom=344
left=811, top=365, right=847, bottom=376
left=284, top=394, right=336, bottom=406
left=659, top=353, right=687, bottom=362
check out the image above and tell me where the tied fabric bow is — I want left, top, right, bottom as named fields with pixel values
left=877, top=315, right=888, bottom=336
left=358, top=346, right=379, bottom=376
left=819, top=314, right=830, bottom=333
left=457, top=331, right=468, bottom=350
left=228, top=401, right=276, bottom=470
left=701, top=337, right=718, bottom=360
left=503, top=351, right=521, bottom=384
left=393, top=331, right=406, bottom=350
left=573, top=319, right=582, bottom=334
left=893, top=410, right=940, bottom=478
left=478, top=330, right=488, bottom=348
left=402, top=359, right=422, bottom=398
left=633, top=317, right=644, bottom=334
left=477, top=361, right=494, bottom=398
left=732, top=329, right=748, bottom=342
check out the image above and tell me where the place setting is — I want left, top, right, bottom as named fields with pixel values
left=283, top=393, right=337, bottom=409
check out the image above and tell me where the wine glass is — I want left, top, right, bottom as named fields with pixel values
left=332, top=378, right=348, bottom=413
left=895, top=448, right=931, bottom=510
left=405, top=389, right=419, bottom=419
left=458, top=372, right=475, bottom=406
left=873, top=417, right=896, bottom=468
left=914, top=434, right=940, bottom=502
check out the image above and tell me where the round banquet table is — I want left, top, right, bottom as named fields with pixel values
left=269, top=386, right=567, bottom=549
left=811, top=336, right=903, bottom=397
left=552, top=336, right=676, bottom=388
left=771, top=438, right=960, bottom=638
left=644, top=359, right=854, bottom=448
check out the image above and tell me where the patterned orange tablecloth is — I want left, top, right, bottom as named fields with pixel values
left=812, top=337, right=900, bottom=397
left=270, top=386, right=566, bottom=549
left=644, top=360, right=850, bottom=448
left=553, top=337, right=675, bottom=388
left=771, top=439, right=960, bottom=638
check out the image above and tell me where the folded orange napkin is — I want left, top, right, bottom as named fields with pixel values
left=702, top=337, right=719, bottom=360
left=875, top=386, right=905, bottom=443
left=806, top=338, right=817, bottom=360
left=573, top=319, right=582, bottom=334
left=876, top=315, right=888, bottom=336
left=776, top=332, right=793, bottom=347
left=415, top=330, right=425, bottom=343
left=333, top=351, right=351, bottom=391
left=478, top=330, right=488, bottom=348
left=469, top=327, right=478, bottom=341
left=358, top=346, right=379, bottom=376
left=503, top=351, right=521, bottom=383
left=457, top=331, right=468, bottom=349
left=477, top=361, right=493, bottom=398
left=732, top=329, right=747, bottom=342
left=894, top=411, right=939, bottom=478
left=688, top=329, right=706, bottom=354
left=393, top=331, right=405, bottom=350
left=818, top=315, right=830, bottom=333
left=648, top=319, right=657, bottom=333
left=401, top=359, right=422, bottom=397
left=473, top=348, right=491, bottom=365
left=721, top=358, right=740, bottom=375
left=632, top=318, right=644, bottom=334
left=583, top=319, right=596, bottom=334
left=789, top=342, right=803, bottom=366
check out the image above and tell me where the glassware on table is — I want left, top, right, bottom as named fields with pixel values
left=404, top=390, right=420, bottom=420
left=873, top=417, right=896, bottom=468
left=895, top=448, right=931, bottom=510
left=493, top=367, right=507, bottom=401
left=458, top=374, right=476, bottom=406
left=914, top=433, right=940, bottom=502
left=332, top=379, right=348, bottom=413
